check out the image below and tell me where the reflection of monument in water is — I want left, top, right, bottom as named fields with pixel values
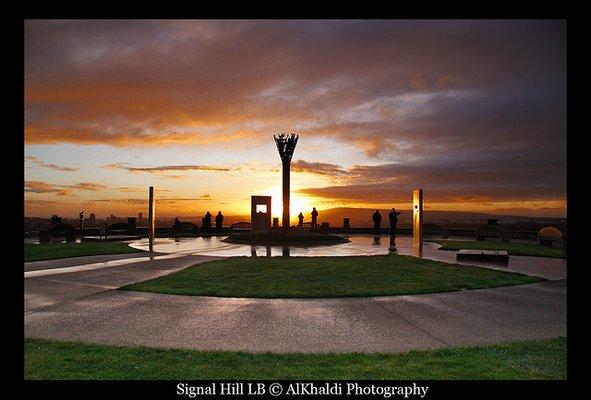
left=412, top=189, right=423, bottom=257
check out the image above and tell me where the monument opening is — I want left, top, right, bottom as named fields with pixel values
left=251, top=196, right=272, bottom=232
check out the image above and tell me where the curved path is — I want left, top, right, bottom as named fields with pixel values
left=25, top=250, right=566, bottom=354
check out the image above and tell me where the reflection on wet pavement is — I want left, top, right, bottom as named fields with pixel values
left=128, top=235, right=566, bottom=280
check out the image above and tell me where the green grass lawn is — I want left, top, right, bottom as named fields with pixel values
left=123, top=255, right=542, bottom=298
left=24, top=337, right=566, bottom=380
left=432, top=240, right=566, bottom=259
left=25, top=242, right=144, bottom=262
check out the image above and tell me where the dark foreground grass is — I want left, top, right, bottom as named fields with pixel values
left=25, top=242, right=144, bottom=262
left=432, top=240, right=566, bottom=259
left=25, top=337, right=566, bottom=380
left=123, top=255, right=542, bottom=298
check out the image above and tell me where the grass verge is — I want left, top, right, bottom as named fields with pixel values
left=25, top=242, right=144, bottom=262
left=432, top=240, right=566, bottom=259
left=25, top=337, right=566, bottom=380
left=122, top=255, right=542, bottom=298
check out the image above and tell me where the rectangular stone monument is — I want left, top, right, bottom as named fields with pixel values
left=148, top=186, right=155, bottom=252
left=412, top=188, right=423, bottom=257
left=251, top=195, right=272, bottom=232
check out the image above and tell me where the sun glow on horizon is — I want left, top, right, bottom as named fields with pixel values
left=267, top=186, right=316, bottom=224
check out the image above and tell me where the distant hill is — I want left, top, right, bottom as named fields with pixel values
left=26, top=208, right=565, bottom=233
left=311, top=207, right=566, bottom=229
left=173, top=208, right=565, bottom=229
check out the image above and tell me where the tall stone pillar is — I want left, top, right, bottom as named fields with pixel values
left=412, top=188, right=423, bottom=257
left=148, top=186, right=155, bottom=252
left=274, top=133, right=299, bottom=234
left=282, top=159, right=290, bottom=232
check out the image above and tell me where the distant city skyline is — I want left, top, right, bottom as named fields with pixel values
left=25, top=20, right=566, bottom=219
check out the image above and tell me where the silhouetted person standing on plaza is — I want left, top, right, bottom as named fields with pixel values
left=202, top=211, right=212, bottom=233
left=215, top=211, right=224, bottom=232
left=311, top=207, right=319, bottom=230
left=172, top=217, right=181, bottom=237
left=372, top=210, right=382, bottom=231
left=388, top=208, right=401, bottom=236
left=298, top=212, right=304, bottom=228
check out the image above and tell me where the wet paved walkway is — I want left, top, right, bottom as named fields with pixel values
left=129, top=235, right=566, bottom=280
left=25, top=254, right=223, bottom=312
left=24, top=238, right=567, bottom=353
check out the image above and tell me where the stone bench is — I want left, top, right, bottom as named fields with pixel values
left=456, top=249, right=509, bottom=264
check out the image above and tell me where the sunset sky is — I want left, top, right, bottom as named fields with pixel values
left=24, top=20, right=566, bottom=220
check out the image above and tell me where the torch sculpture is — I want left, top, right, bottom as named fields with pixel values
left=274, top=133, right=299, bottom=234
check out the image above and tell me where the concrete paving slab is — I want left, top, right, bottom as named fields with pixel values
left=25, top=278, right=112, bottom=312
left=25, top=252, right=153, bottom=272
left=25, top=280, right=566, bottom=353
left=23, top=246, right=567, bottom=354
left=24, top=255, right=222, bottom=312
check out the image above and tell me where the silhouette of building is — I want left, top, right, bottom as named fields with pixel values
left=138, top=212, right=143, bottom=223
left=89, top=213, right=96, bottom=223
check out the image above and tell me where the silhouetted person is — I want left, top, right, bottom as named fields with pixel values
left=202, top=211, right=212, bottom=233
left=171, top=216, right=181, bottom=237
left=298, top=212, right=304, bottom=228
left=311, top=207, right=319, bottom=230
left=215, top=211, right=224, bottom=232
left=372, top=210, right=382, bottom=230
left=172, top=217, right=181, bottom=236
left=389, top=208, right=401, bottom=236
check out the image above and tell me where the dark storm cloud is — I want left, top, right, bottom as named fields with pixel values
left=25, top=20, right=566, bottom=204
left=296, top=153, right=565, bottom=203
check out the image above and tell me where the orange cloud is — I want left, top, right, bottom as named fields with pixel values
left=25, top=180, right=107, bottom=195
left=25, top=181, right=71, bottom=195
left=25, top=156, right=79, bottom=172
